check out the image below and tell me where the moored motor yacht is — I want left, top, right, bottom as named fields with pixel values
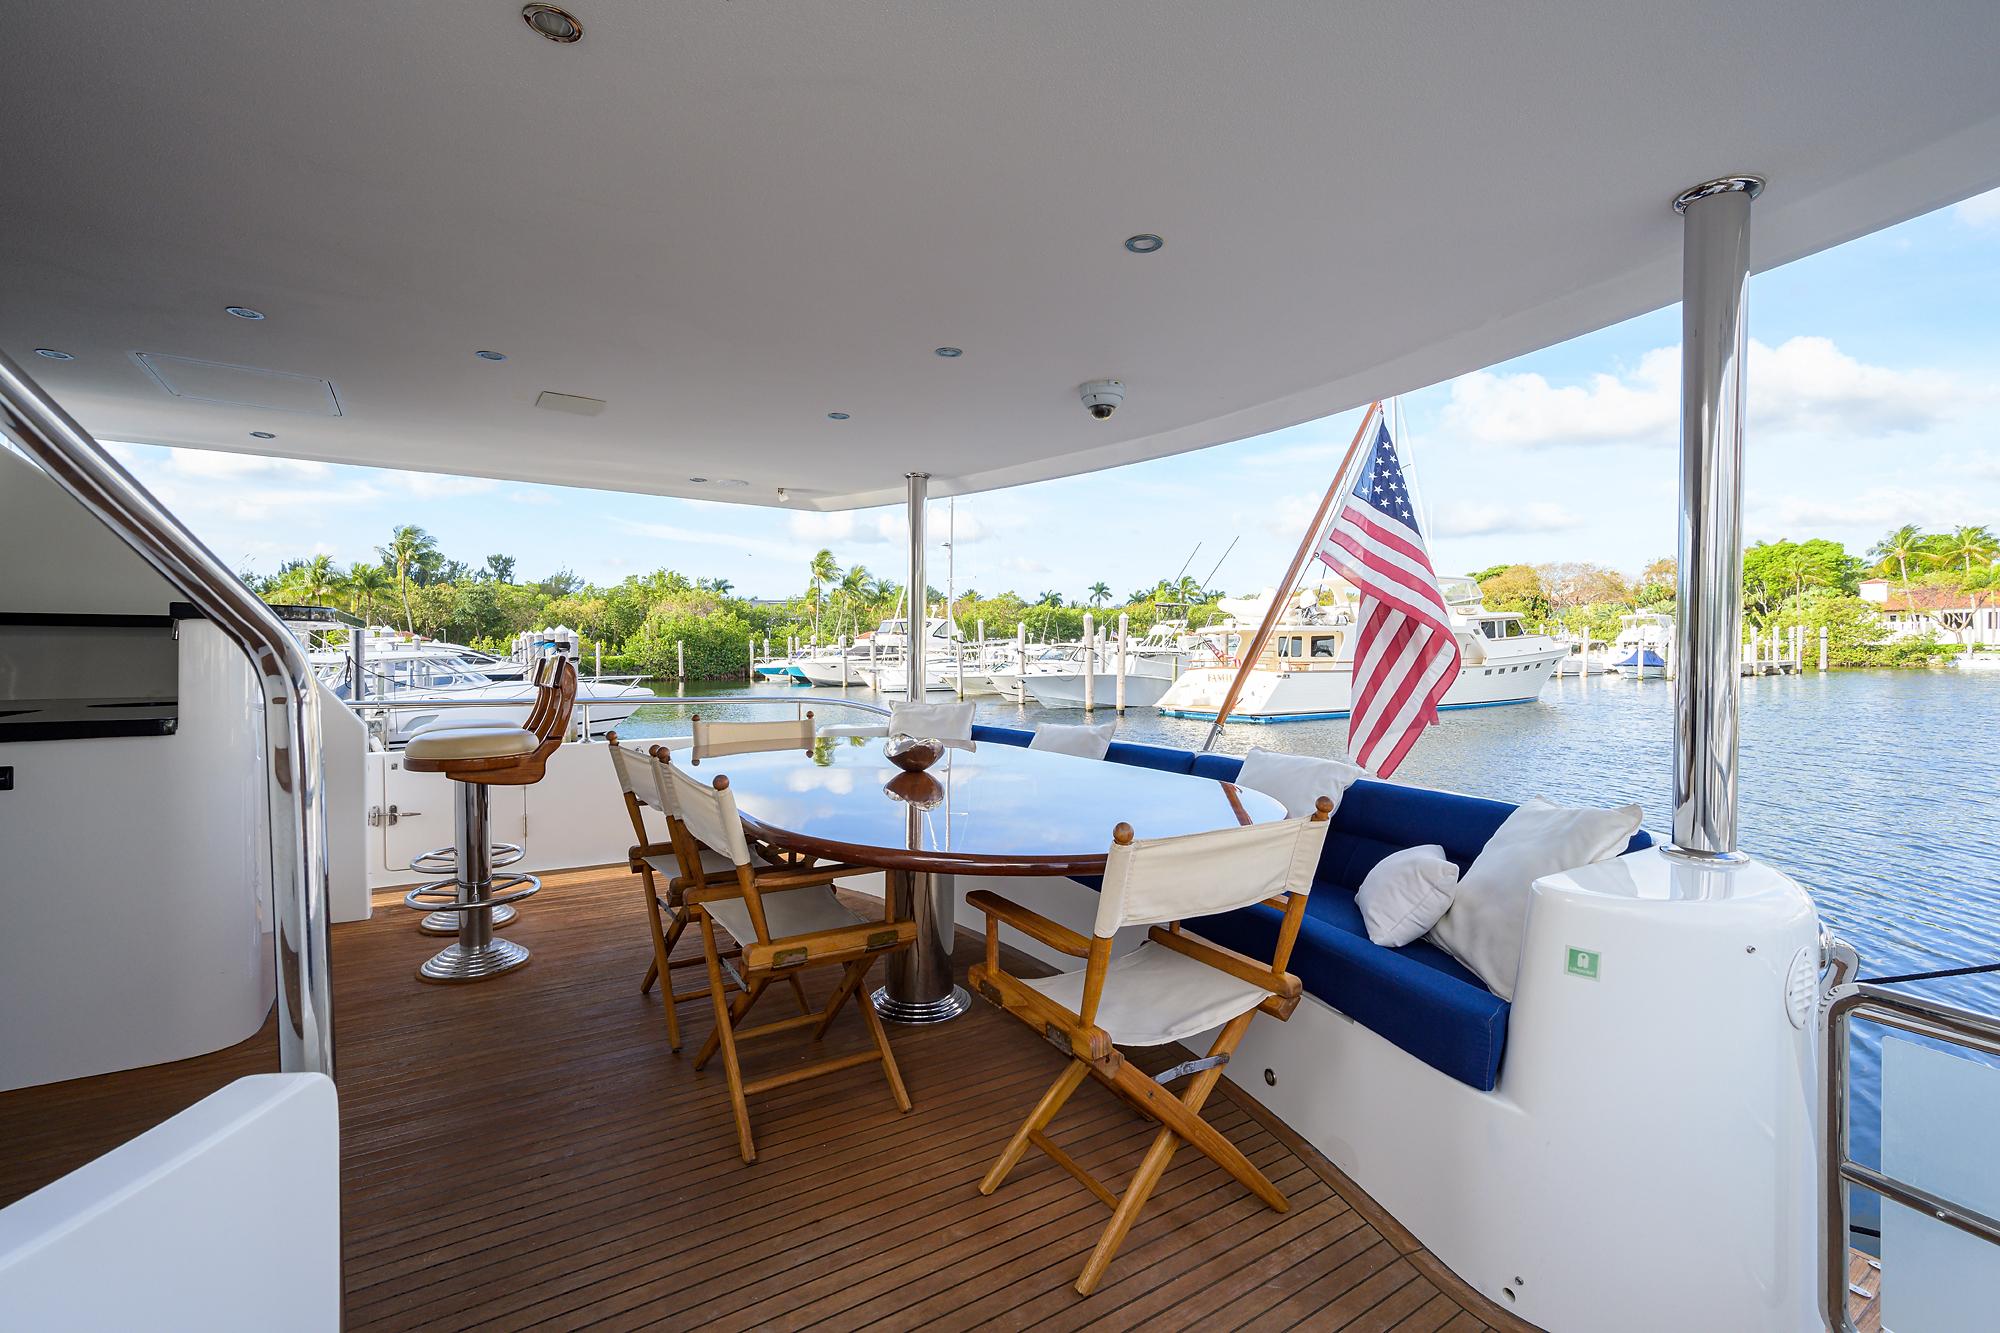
left=1157, top=585, right=1568, bottom=722
left=4, top=5, right=1999, bottom=1330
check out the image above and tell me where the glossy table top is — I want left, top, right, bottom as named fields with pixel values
left=694, top=736, right=1286, bottom=875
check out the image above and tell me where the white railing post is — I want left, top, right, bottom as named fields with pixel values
left=1116, top=611, right=1129, bottom=713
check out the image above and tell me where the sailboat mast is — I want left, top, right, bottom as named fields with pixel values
left=1200, top=402, right=1380, bottom=750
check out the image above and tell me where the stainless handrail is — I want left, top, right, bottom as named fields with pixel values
left=1824, top=979, right=2000, bottom=1329
left=0, top=349, right=334, bottom=1078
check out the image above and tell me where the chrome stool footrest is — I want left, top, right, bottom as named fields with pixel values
left=403, top=873, right=541, bottom=914
left=408, top=842, right=528, bottom=932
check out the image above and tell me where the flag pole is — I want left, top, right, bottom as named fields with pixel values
left=1200, top=401, right=1381, bottom=751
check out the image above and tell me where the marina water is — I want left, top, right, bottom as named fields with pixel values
left=616, top=668, right=2000, bottom=1230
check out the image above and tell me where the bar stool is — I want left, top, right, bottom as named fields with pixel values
left=408, top=655, right=565, bottom=935
left=402, top=657, right=577, bottom=982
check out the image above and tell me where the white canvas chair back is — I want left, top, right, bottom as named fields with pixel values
left=667, top=763, right=753, bottom=867
left=689, top=715, right=815, bottom=761
left=889, top=700, right=974, bottom=742
left=1093, top=817, right=1326, bottom=939
left=606, top=738, right=680, bottom=817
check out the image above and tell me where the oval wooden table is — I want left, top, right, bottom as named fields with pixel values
left=688, top=736, right=1287, bottom=1023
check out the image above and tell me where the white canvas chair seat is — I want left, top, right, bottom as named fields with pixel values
left=640, top=844, right=768, bottom=882
left=704, top=884, right=864, bottom=949
left=965, top=803, right=1334, bottom=1296
left=1023, top=943, right=1267, bottom=1047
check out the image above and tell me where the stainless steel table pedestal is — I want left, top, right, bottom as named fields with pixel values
left=872, top=867, right=970, bottom=1023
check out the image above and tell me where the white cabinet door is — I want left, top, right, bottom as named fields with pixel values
left=376, top=757, right=525, bottom=879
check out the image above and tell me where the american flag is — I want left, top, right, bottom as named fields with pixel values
left=1314, top=419, right=1461, bottom=776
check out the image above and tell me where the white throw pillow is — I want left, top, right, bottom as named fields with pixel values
left=1426, top=797, right=1642, bottom=1001
left=890, top=701, right=975, bottom=741
left=1029, top=720, right=1115, bottom=760
left=1234, top=746, right=1365, bottom=818
left=1355, top=845, right=1459, bottom=947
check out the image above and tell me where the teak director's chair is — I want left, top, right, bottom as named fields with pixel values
left=605, top=733, right=814, bottom=1051
left=667, top=760, right=917, bottom=1162
left=966, top=799, right=1332, bottom=1295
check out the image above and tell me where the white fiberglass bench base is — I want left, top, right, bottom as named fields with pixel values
left=957, top=849, right=1823, bottom=1332
left=0, top=1073, right=340, bottom=1331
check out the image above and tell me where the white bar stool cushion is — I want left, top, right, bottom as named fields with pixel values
left=1024, top=944, right=1267, bottom=1047
left=404, top=726, right=537, bottom=761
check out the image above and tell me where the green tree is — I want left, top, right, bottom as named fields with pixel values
left=1478, top=564, right=1550, bottom=620
left=807, top=548, right=839, bottom=644
left=482, top=554, right=516, bottom=583
left=1744, top=538, right=1861, bottom=618
left=379, top=524, right=439, bottom=630
left=283, top=553, right=342, bottom=605
left=1936, top=524, right=1998, bottom=576
left=1087, top=581, right=1111, bottom=607
left=1868, top=524, right=1929, bottom=600
left=346, top=564, right=393, bottom=624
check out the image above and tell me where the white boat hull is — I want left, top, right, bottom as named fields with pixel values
left=1024, top=671, right=1175, bottom=709
left=389, top=683, right=647, bottom=742
left=1157, top=647, right=1565, bottom=721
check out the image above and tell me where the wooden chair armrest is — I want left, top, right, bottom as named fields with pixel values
left=751, top=865, right=866, bottom=890
left=967, top=962, right=1117, bottom=1063
left=741, top=920, right=915, bottom=973
left=627, top=840, right=675, bottom=867
left=1148, top=926, right=1300, bottom=1000
left=965, top=889, right=1092, bottom=959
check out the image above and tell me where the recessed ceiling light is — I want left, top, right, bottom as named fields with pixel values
left=934, top=346, right=963, bottom=358
left=1124, top=233, right=1165, bottom=254
left=225, top=306, right=265, bottom=320
left=522, top=4, right=583, bottom=43
left=475, top=350, right=507, bottom=362
left=250, top=431, right=277, bottom=439
left=33, top=348, right=74, bottom=361
left=827, top=411, right=850, bottom=420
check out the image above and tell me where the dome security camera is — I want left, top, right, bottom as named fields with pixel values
left=1079, top=379, right=1124, bottom=420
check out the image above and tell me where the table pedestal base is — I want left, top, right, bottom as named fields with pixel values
left=873, top=868, right=971, bottom=1024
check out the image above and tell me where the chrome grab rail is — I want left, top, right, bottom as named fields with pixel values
left=1824, top=978, right=2000, bottom=1330
left=348, top=693, right=892, bottom=747
left=0, top=349, right=334, bottom=1078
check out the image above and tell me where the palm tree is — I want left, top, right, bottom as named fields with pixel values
left=379, top=524, right=440, bottom=631
left=1938, top=525, right=1999, bottom=576
left=807, top=548, right=839, bottom=645
left=346, top=564, right=393, bottom=625
left=1868, top=524, right=1928, bottom=600
left=292, top=553, right=341, bottom=605
left=837, top=565, right=872, bottom=636
left=1087, top=581, right=1111, bottom=608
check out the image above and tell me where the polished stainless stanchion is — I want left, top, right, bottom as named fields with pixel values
left=404, top=782, right=539, bottom=982
left=1667, top=175, right=1762, bottom=864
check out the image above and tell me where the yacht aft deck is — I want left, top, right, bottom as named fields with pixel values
left=0, top=870, right=1504, bottom=1333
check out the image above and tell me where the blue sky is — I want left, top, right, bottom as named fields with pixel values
left=110, top=188, right=2000, bottom=603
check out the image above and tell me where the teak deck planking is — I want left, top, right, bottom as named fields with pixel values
left=4, top=863, right=1572, bottom=1329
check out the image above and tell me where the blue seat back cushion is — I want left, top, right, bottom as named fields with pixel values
left=1027, top=737, right=1654, bottom=1091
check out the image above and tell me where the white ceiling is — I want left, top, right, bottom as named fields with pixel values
left=4, top=2, right=1999, bottom=510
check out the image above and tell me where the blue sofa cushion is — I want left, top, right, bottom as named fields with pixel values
left=992, top=732, right=1653, bottom=1091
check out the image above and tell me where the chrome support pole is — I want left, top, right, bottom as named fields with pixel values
left=0, top=349, right=335, bottom=1076
left=1666, top=176, right=1762, bottom=864
left=874, top=474, right=969, bottom=1023
left=904, top=472, right=928, bottom=704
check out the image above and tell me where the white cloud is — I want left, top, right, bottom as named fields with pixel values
left=1433, top=501, right=1583, bottom=538
left=1750, top=486, right=1990, bottom=533
left=788, top=503, right=998, bottom=547
left=164, top=448, right=331, bottom=479
left=506, top=489, right=558, bottom=505
left=999, top=555, right=1049, bottom=576
left=615, top=518, right=802, bottom=560
left=1440, top=337, right=1977, bottom=449
left=399, top=472, right=498, bottom=499
left=1955, top=188, right=2000, bottom=228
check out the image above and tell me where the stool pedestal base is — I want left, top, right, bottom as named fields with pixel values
left=419, top=903, right=516, bottom=936
left=419, top=936, right=531, bottom=984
